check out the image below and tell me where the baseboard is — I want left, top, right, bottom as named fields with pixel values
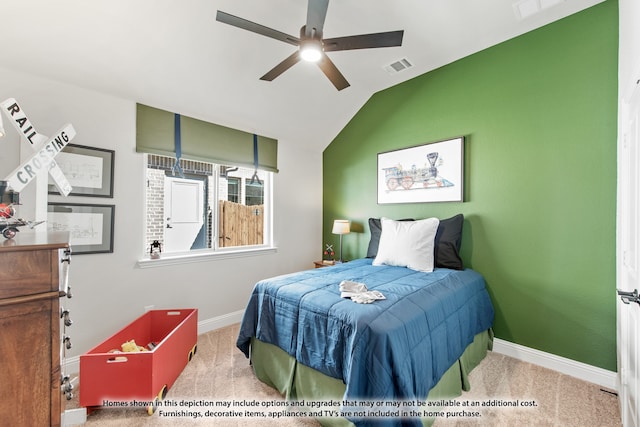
left=492, top=338, right=617, bottom=391
left=62, top=408, right=87, bottom=426
left=197, top=309, right=244, bottom=334
left=63, top=310, right=245, bottom=375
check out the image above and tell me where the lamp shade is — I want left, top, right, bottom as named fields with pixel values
left=332, top=220, right=350, bottom=235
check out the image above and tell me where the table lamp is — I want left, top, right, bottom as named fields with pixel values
left=332, top=219, right=351, bottom=263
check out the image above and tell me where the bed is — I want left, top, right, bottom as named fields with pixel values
left=237, top=216, right=495, bottom=426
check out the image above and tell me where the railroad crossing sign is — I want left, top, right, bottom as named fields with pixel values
left=1, top=98, right=74, bottom=195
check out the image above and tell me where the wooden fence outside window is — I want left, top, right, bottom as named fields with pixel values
left=218, top=200, right=264, bottom=247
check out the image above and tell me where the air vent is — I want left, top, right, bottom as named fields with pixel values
left=384, top=58, right=413, bottom=74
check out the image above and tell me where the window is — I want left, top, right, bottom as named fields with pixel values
left=135, top=104, right=278, bottom=264
left=245, top=180, right=264, bottom=206
left=227, top=176, right=240, bottom=203
left=145, top=154, right=272, bottom=256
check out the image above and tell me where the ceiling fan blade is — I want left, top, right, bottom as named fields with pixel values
left=216, top=11, right=299, bottom=47
left=323, top=30, right=404, bottom=52
left=317, top=54, right=350, bottom=91
left=260, top=51, right=302, bottom=81
left=305, top=0, right=329, bottom=38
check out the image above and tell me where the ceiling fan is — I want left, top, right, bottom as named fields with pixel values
left=216, top=0, right=404, bottom=91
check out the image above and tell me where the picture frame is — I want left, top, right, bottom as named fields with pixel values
left=47, top=203, right=115, bottom=254
left=377, top=136, right=464, bottom=204
left=48, top=144, right=114, bottom=197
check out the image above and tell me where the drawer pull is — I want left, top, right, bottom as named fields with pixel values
left=60, top=309, right=73, bottom=327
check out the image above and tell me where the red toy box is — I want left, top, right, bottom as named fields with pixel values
left=80, top=309, right=198, bottom=414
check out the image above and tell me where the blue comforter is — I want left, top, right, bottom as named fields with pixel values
left=237, top=259, right=494, bottom=425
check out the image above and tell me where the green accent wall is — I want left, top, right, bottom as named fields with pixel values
left=323, top=1, right=618, bottom=371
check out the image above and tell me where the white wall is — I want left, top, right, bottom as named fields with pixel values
left=0, top=67, right=323, bottom=357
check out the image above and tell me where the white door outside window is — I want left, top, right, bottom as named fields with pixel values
left=164, top=176, right=204, bottom=253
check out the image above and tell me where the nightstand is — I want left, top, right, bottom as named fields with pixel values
left=314, top=260, right=336, bottom=268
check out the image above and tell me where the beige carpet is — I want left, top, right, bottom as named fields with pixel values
left=69, top=324, right=621, bottom=426
left=432, top=352, right=621, bottom=427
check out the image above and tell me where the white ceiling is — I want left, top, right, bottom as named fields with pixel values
left=0, top=0, right=604, bottom=151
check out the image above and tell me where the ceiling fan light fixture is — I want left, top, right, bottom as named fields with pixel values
left=300, top=39, right=323, bottom=62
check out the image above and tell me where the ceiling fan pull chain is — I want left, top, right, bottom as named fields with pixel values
left=172, top=113, right=185, bottom=178
left=250, top=133, right=262, bottom=185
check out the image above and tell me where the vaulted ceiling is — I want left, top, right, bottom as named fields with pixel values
left=0, top=0, right=604, bottom=150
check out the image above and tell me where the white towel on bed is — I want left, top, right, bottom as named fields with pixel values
left=339, top=280, right=368, bottom=297
left=351, top=290, right=386, bottom=304
left=339, top=280, right=386, bottom=303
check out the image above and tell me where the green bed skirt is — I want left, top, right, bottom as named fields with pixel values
left=249, top=329, right=493, bottom=427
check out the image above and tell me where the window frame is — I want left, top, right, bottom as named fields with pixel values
left=137, top=155, right=276, bottom=268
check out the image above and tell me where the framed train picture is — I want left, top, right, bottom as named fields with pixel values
left=377, top=136, right=464, bottom=204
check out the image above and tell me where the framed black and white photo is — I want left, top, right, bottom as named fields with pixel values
left=377, top=136, right=464, bottom=204
left=47, top=203, right=115, bottom=254
left=48, top=144, right=114, bottom=197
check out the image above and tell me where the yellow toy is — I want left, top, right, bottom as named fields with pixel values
left=121, top=340, right=147, bottom=352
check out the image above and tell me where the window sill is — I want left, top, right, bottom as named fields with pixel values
left=136, top=246, right=278, bottom=269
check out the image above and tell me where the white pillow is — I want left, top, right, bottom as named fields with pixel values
left=372, top=217, right=440, bottom=272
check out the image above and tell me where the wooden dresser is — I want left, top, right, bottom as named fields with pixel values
left=0, top=232, right=71, bottom=427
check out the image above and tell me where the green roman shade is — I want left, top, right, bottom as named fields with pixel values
left=136, top=103, right=278, bottom=173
